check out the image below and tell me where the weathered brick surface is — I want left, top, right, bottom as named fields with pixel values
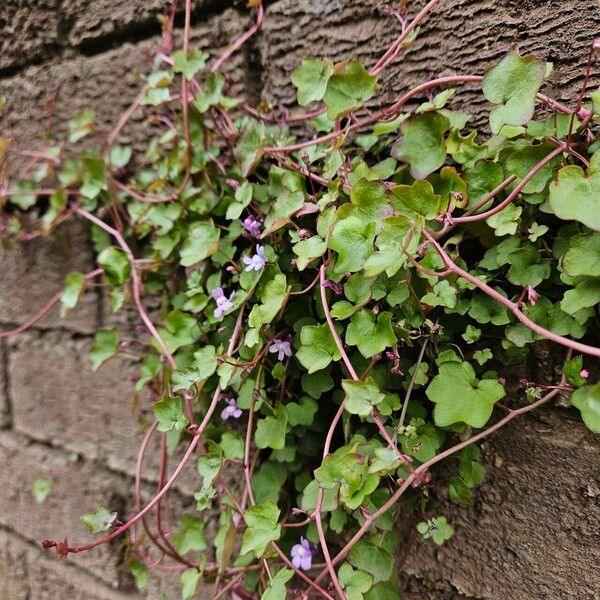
left=0, top=0, right=60, bottom=72
left=8, top=329, right=143, bottom=473
left=0, top=9, right=253, bottom=151
left=402, top=411, right=600, bottom=599
left=7, top=328, right=205, bottom=495
left=0, top=220, right=98, bottom=334
left=0, top=527, right=134, bottom=600
left=0, top=430, right=136, bottom=588
left=0, top=431, right=206, bottom=598
left=260, top=0, right=600, bottom=118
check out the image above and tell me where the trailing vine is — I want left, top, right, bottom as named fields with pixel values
left=1, top=1, right=599, bottom=598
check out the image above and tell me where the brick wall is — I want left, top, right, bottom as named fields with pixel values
left=0, top=1, right=599, bottom=598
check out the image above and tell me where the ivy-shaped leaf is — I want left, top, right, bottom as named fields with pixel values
left=322, top=61, right=377, bottom=119
left=549, top=151, right=600, bottom=231
left=483, top=51, right=546, bottom=134
left=291, top=58, right=334, bottom=105
left=426, top=361, right=505, bottom=427
left=240, top=501, right=281, bottom=557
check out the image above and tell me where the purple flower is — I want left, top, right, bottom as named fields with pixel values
left=242, top=245, right=266, bottom=272
left=269, top=338, right=292, bottom=362
left=220, top=397, right=242, bottom=420
left=291, top=537, right=313, bottom=571
left=580, top=369, right=589, bottom=379
left=212, top=287, right=235, bottom=318
left=243, top=216, right=262, bottom=238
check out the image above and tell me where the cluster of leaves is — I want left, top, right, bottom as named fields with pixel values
left=2, top=19, right=600, bottom=600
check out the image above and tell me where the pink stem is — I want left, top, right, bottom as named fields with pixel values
left=421, top=230, right=600, bottom=358
left=211, top=5, right=264, bottom=73
left=450, top=144, right=565, bottom=224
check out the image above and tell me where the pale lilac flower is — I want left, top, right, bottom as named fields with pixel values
left=291, top=537, right=313, bottom=571
left=269, top=338, right=292, bottom=362
left=212, top=287, right=235, bottom=318
left=580, top=369, right=589, bottom=379
left=220, top=397, right=242, bottom=420
left=242, top=245, right=266, bottom=272
left=243, top=216, right=262, bottom=238
left=526, top=285, right=539, bottom=306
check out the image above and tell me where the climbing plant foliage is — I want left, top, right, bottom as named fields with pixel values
left=1, top=2, right=599, bottom=598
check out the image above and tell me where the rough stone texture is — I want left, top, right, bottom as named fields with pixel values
left=8, top=329, right=149, bottom=475
left=0, top=0, right=61, bottom=73
left=7, top=328, right=204, bottom=495
left=0, top=9, right=252, bottom=152
left=402, top=410, right=600, bottom=599
left=0, top=220, right=98, bottom=334
left=260, top=0, right=600, bottom=123
left=0, top=431, right=203, bottom=598
left=0, top=429, right=136, bottom=588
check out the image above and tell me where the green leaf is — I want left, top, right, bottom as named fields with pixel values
left=171, top=346, right=218, bottom=392
left=240, top=501, right=281, bottom=557
left=297, top=323, right=342, bottom=373
left=32, top=476, right=53, bottom=503
left=563, top=355, right=587, bottom=387
left=180, top=220, right=220, bottom=267
left=338, top=563, right=374, bottom=600
left=90, top=329, right=119, bottom=371
left=560, top=279, right=600, bottom=315
left=329, top=216, right=376, bottom=274
left=348, top=540, right=394, bottom=583
left=172, top=50, right=208, bottom=80
left=158, top=310, right=201, bottom=353
left=562, top=232, right=600, bottom=278
left=342, top=378, right=385, bottom=417
left=426, top=361, right=505, bottom=427
left=421, top=280, right=458, bottom=308
left=255, top=404, right=288, bottom=450
left=506, top=142, right=559, bottom=194
left=60, top=272, right=85, bottom=317
left=483, top=51, right=546, bottom=134
left=127, top=557, right=148, bottom=589
left=252, top=461, right=288, bottom=504
left=486, top=204, right=522, bottom=236
left=571, top=383, right=600, bottom=433
left=392, top=112, right=450, bottom=179
left=323, top=61, right=377, bottom=119
left=97, top=247, right=130, bottom=286
left=248, top=274, right=289, bottom=329
left=549, top=152, right=600, bottom=231
left=416, top=516, right=454, bottom=545
left=346, top=311, right=396, bottom=358
left=180, top=569, right=201, bottom=599
left=173, top=515, right=207, bottom=554
left=390, top=179, right=441, bottom=219
left=293, top=236, right=327, bottom=271
left=68, top=109, right=95, bottom=142
left=153, top=395, right=189, bottom=433
left=286, top=396, right=318, bottom=427
left=261, top=568, right=294, bottom=600
left=291, top=58, right=334, bottom=105
left=109, top=144, right=132, bottom=168
left=80, top=505, right=117, bottom=534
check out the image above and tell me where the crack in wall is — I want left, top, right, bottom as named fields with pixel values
left=0, top=339, right=14, bottom=430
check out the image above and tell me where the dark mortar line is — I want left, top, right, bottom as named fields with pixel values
left=0, top=322, right=98, bottom=340
left=0, top=339, right=14, bottom=430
